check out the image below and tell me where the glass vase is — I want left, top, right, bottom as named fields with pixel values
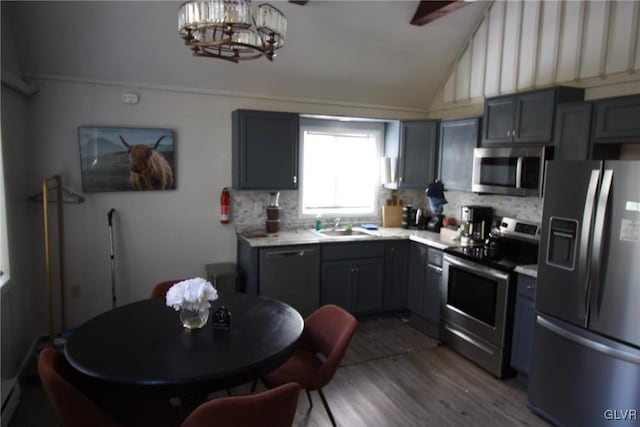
left=179, top=307, right=209, bottom=329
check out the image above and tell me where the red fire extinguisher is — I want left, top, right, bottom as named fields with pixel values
left=220, top=187, right=230, bottom=224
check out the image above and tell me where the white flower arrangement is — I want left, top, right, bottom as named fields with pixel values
left=166, top=277, right=218, bottom=313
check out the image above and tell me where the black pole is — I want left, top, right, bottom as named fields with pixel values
left=108, top=208, right=116, bottom=309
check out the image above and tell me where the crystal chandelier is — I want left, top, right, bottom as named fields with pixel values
left=178, top=0, right=287, bottom=63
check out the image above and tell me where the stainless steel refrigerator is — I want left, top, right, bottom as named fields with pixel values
left=528, top=160, right=640, bottom=427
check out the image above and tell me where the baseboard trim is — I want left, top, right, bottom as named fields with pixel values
left=0, top=333, right=49, bottom=426
left=1, top=381, right=21, bottom=427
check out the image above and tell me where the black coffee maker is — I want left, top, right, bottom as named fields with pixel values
left=402, top=205, right=415, bottom=229
left=426, top=215, right=444, bottom=232
left=460, top=205, right=492, bottom=245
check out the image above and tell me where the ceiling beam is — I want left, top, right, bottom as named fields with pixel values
left=410, top=1, right=470, bottom=26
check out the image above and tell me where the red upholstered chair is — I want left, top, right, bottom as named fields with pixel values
left=38, top=346, right=120, bottom=427
left=39, top=347, right=179, bottom=427
left=150, top=279, right=185, bottom=298
left=261, top=304, right=357, bottom=427
left=180, top=383, right=300, bottom=427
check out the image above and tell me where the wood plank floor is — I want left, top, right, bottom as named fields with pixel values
left=9, top=316, right=550, bottom=427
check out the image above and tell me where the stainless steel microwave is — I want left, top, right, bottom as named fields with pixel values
left=472, top=146, right=552, bottom=197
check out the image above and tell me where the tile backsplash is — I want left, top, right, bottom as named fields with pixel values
left=442, top=191, right=543, bottom=224
left=232, top=188, right=543, bottom=232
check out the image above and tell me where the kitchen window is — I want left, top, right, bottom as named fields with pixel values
left=299, top=117, right=383, bottom=216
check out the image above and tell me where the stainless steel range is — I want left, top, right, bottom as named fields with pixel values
left=442, top=217, right=540, bottom=378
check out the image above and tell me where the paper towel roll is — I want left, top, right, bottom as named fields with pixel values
left=380, top=156, right=392, bottom=185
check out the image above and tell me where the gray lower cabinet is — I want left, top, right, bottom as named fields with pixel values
left=383, top=241, right=408, bottom=311
left=510, top=274, right=536, bottom=381
left=259, top=245, right=320, bottom=318
left=321, top=242, right=385, bottom=315
left=232, top=109, right=299, bottom=190
left=407, top=242, right=443, bottom=336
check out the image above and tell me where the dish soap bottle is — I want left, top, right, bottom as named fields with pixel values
left=315, top=214, right=322, bottom=231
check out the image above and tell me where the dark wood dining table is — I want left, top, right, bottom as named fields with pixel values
left=64, top=292, right=304, bottom=398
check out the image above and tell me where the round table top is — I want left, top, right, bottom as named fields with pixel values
left=64, top=292, right=303, bottom=396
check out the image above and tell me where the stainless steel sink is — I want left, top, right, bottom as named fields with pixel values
left=312, top=228, right=378, bottom=238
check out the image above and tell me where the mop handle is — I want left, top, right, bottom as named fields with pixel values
left=108, top=209, right=116, bottom=309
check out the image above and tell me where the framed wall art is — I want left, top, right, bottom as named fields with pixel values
left=78, top=127, right=176, bottom=192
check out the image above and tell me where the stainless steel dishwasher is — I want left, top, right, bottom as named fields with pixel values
left=259, top=245, right=320, bottom=318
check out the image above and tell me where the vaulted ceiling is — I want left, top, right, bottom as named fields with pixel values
left=3, top=1, right=489, bottom=110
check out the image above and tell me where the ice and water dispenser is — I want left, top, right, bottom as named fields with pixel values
left=546, top=217, right=579, bottom=270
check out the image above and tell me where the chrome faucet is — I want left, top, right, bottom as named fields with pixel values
left=333, top=217, right=341, bottom=230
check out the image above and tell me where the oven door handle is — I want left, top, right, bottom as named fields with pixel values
left=443, top=254, right=510, bottom=282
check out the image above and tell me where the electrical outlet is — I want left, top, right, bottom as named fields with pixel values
left=71, top=284, right=81, bottom=298
left=254, top=201, right=261, bottom=215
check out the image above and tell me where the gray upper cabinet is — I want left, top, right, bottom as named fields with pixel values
left=482, top=87, right=584, bottom=146
left=593, top=94, right=640, bottom=142
left=438, top=116, right=480, bottom=192
left=483, top=95, right=516, bottom=145
left=232, top=110, right=299, bottom=190
left=553, top=102, right=593, bottom=161
left=397, top=120, right=439, bottom=189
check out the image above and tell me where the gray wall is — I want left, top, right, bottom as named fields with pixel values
left=1, top=2, right=47, bottom=398
left=1, top=86, right=42, bottom=394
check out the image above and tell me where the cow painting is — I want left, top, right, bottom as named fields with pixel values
left=78, top=127, right=175, bottom=193
left=119, top=136, right=174, bottom=190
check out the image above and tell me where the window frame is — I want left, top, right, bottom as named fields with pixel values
left=298, top=116, right=384, bottom=219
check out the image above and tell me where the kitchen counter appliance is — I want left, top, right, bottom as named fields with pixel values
left=460, top=205, right=492, bottom=246
left=528, top=160, right=640, bottom=427
left=442, top=217, right=540, bottom=378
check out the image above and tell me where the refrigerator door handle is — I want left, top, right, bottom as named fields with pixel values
left=577, top=169, right=601, bottom=323
left=537, top=315, right=640, bottom=365
left=590, top=169, right=613, bottom=320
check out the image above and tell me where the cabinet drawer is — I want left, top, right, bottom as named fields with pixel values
left=322, top=242, right=385, bottom=261
left=427, top=248, right=442, bottom=267
left=517, top=275, right=536, bottom=300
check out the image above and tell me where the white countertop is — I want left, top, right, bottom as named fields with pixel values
left=514, top=264, right=538, bottom=278
left=238, top=227, right=458, bottom=250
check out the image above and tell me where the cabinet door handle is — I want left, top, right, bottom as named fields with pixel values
left=293, top=175, right=297, bottom=185
left=527, top=284, right=536, bottom=291
left=428, top=264, right=442, bottom=273
left=267, top=250, right=307, bottom=258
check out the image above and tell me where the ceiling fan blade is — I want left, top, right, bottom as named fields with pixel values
left=410, top=1, right=470, bottom=26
